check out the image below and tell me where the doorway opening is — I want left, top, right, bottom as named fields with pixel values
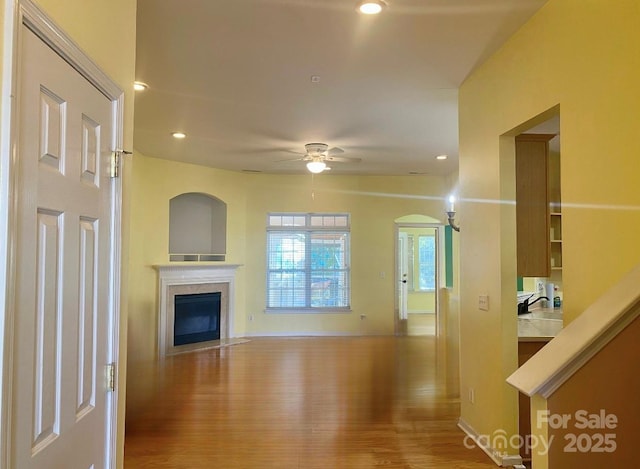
left=505, top=106, right=562, bottom=462
left=395, top=216, right=444, bottom=336
left=515, top=113, right=563, bottom=304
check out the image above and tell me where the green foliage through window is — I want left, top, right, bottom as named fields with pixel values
left=418, top=235, right=436, bottom=291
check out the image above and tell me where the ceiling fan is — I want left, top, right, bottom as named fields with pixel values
left=282, top=143, right=361, bottom=173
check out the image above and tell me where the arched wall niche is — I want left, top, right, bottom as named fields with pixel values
left=169, top=192, right=227, bottom=261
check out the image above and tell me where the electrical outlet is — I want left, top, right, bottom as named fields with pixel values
left=469, top=387, right=475, bottom=404
left=478, top=295, right=489, bottom=311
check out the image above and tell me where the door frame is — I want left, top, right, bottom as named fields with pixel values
left=0, top=1, right=124, bottom=467
left=394, top=223, right=444, bottom=336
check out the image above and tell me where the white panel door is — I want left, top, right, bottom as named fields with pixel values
left=397, top=231, right=409, bottom=321
left=11, top=26, right=115, bottom=468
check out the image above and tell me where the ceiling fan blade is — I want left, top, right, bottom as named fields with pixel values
left=325, top=155, right=361, bottom=163
left=275, top=156, right=304, bottom=163
left=273, top=143, right=352, bottom=167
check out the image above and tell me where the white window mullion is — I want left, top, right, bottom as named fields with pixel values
left=266, top=212, right=350, bottom=312
left=305, top=233, right=312, bottom=308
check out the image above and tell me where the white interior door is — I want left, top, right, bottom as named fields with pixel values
left=397, top=231, right=409, bottom=320
left=10, top=25, right=116, bottom=468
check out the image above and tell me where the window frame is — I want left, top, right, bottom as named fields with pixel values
left=266, top=213, right=351, bottom=313
left=417, top=233, right=436, bottom=292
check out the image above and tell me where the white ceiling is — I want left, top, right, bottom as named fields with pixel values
left=134, top=0, right=548, bottom=176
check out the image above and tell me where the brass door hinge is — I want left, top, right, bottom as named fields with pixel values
left=106, top=362, right=116, bottom=392
left=110, top=149, right=132, bottom=178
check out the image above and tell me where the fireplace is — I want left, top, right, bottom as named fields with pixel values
left=155, top=264, right=240, bottom=357
left=174, top=292, right=221, bottom=346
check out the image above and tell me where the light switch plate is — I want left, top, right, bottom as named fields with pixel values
left=478, top=295, right=489, bottom=311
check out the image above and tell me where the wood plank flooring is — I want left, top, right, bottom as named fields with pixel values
left=124, top=336, right=495, bottom=468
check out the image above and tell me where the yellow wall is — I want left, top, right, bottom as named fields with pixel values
left=126, top=153, right=450, bottom=415
left=243, top=172, right=447, bottom=336
left=408, top=292, right=435, bottom=313
left=458, top=0, right=640, bottom=456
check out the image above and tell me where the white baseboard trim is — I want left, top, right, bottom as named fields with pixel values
left=457, top=418, right=523, bottom=467
left=242, top=331, right=372, bottom=338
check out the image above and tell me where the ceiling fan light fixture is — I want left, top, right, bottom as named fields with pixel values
left=357, top=0, right=386, bottom=15
left=307, top=160, right=327, bottom=173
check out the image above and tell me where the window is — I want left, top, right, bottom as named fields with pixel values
left=267, top=213, right=350, bottom=311
left=418, top=234, right=436, bottom=291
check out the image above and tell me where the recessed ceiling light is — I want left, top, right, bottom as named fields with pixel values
left=357, top=0, right=387, bottom=15
left=435, top=154, right=448, bottom=160
left=133, top=81, right=148, bottom=91
left=171, top=132, right=186, bottom=139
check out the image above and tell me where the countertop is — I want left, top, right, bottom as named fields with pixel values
left=518, top=307, right=563, bottom=342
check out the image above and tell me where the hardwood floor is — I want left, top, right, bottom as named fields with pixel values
left=124, top=336, right=495, bottom=468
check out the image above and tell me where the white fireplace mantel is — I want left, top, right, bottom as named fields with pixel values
left=154, top=263, right=241, bottom=357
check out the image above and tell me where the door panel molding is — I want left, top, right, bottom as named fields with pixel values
left=1, top=1, right=124, bottom=467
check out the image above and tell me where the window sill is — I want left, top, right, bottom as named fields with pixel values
left=265, top=307, right=352, bottom=314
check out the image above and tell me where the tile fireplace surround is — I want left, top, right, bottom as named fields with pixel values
left=154, top=264, right=241, bottom=357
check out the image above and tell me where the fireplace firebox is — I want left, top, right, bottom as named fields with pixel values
left=174, top=292, right=221, bottom=346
